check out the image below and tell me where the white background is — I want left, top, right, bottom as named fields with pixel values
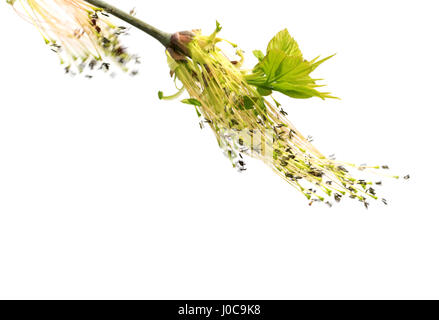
left=0, top=0, right=438, bottom=299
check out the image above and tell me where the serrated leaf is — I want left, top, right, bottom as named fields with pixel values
left=246, top=48, right=336, bottom=100
left=261, top=49, right=287, bottom=83
left=267, top=29, right=303, bottom=59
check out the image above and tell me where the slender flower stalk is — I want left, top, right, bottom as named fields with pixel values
left=6, top=0, right=407, bottom=207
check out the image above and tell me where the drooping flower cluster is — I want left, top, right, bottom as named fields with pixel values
left=162, top=24, right=405, bottom=207
left=7, top=0, right=139, bottom=75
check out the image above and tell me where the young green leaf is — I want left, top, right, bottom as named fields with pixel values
left=181, top=98, right=202, bottom=106
left=253, top=50, right=265, bottom=62
left=267, top=29, right=303, bottom=59
left=246, top=48, right=336, bottom=99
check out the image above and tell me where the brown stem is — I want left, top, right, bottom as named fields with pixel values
left=84, top=0, right=172, bottom=47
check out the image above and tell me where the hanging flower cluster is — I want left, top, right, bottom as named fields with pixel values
left=7, top=1, right=408, bottom=207
left=7, top=0, right=139, bottom=75
left=162, top=24, right=407, bottom=207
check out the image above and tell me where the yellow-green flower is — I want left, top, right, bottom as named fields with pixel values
left=8, top=0, right=406, bottom=207
left=162, top=25, right=401, bottom=207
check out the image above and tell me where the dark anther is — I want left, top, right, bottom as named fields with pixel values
left=334, top=193, right=342, bottom=202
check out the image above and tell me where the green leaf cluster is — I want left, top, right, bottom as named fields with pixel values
left=246, top=29, right=336, bottom=100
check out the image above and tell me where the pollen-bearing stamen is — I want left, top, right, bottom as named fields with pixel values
left=8, top=0, right=138, bottom=75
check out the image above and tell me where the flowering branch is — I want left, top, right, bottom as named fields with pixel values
left=6, top=0, right=408, bottom=207
left=83, top=0, right=172, bottom=47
